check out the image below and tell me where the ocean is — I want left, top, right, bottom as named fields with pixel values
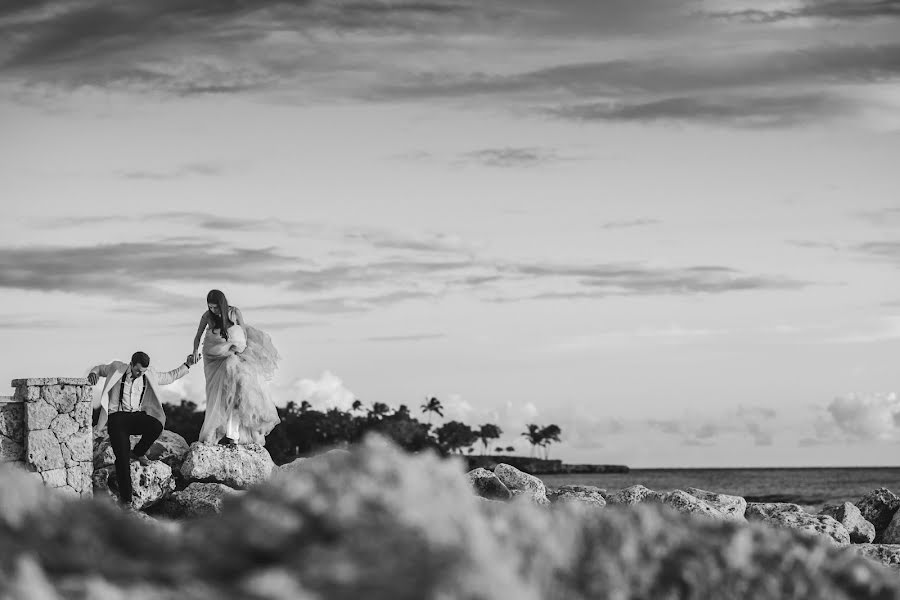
left=540, top=467, right=900, bottom=512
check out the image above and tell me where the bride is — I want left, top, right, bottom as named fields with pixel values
left=191, top=289, right=280, bottom=445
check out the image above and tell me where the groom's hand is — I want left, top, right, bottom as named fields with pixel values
left=186, top=354, right=196, bottom=367
left=87, top=372, right=98, bottom=385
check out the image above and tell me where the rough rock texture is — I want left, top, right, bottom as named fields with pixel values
left=3, top=439, right=900, bottom=599
left=0, top=402, right=25, bottom=462
left=93, top=461, right=176, bottom=510
left=494, top=463, right=548, bottom=505
left=746, top=502, right=851, bottom=546
left=850, top=544, right=900, bottom=570
left=466, top=468, right=512, bottom=501
left=147, top=430, right=190, bottom=471
left=553, top=485, right=606, bottom=508
left=686, top=487, right=747, bottom=521
left=93, top=434, right=141, bottom=469
left=820, top=502, right=876, bottom=544
left=657, top=490, right=727, bottom=520
left=153, top=482, right=243, bottom=519
left=879, top=510, right=900, bottom=545
left=856, top=488, right=900, bottom=543
left=180, top=442, right=274, bottom=489
left=26, top=430, right=64, bottom=471
left=274, top=449, right=352, bottom=477
left=605, top=484, right=661, bottom=506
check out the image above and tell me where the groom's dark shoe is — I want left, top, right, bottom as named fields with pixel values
left=130, top=452, right=151, bottom=466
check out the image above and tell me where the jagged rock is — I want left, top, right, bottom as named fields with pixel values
left=41, top=385, right=77, bottom=413
left=147, top=430, right=190, bottom=471
left=856, top=488, right=900, bottom=543
left=658, top=490, right=727, bottom=520
left=466, top=468, right=512, bottom=501
left=275, top=449, right=352, bottom=477
left=746, top=502, right=850, bottom=546
left=93, top=460, right=176, bottom=510
left=494, top=463, right=548, bottom=505
left=606, top=484, right=662, bottom=506
left=820, top=502, right=875, bottom=544
left=26, top=429, right=64, bottom=471
left=554, top=485, right=606, bottom=508
left=851, top=544, right=900, bottom=570
left=685, top=487, right=747, bottom=521
left=154, top=482, right=243, bottom=519
left=180, top=442, right=274, bottom=489
left=93, top=434, right=141, bottom=469
left=3, top=441, right=900, bottom=599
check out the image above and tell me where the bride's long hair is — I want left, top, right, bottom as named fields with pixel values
left=207, top=289, right=233, bottom=340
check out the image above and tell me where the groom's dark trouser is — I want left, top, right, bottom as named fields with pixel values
left=108, top=411, right=163, bottom=505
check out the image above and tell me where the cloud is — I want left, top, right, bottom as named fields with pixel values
left=599, top=218, right=661, bottom=230
left=366, top=333, right=446, bottom=342
left=646, top=405, right=779, bottom=447
left=118, top=163, right=224, bottom=180
left=344, top=229, right=479, bottom=255
left=825, top=392, right=900, bottom=441
left=459, top=147, right=565, bottom=168
left=283, top=370, right=358, bottom=411
left=0, top=316, right=65, bottom=330
left=549, top=93, right=853, bottom=128
left=706, top=1, right=900, bottom=23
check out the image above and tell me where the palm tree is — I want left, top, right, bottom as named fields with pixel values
left=521, top=424, right=544, bottom=457
left=420, top=397, right=444, bottom=424
left=351, top=399, right=364, bottom=414
left=368, top=402, right=391, bottom=419
left=299, top=400, right=312, bottom=414
left=539, top=424, right=562, bottom=459
left=477, top=424, right=502, bottom=455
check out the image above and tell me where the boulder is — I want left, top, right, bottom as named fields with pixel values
left=685, top=487, right=747, bottom=521
left=554, top=485, right=606, bottom=508
left=605, top=484, right=662, bottom=506
left=657, top=490, right=727, bottom=520
left=856, top=488, right=900, bottom=543
left=147, top=430, right=190, bottom=471
left=509, top=488, right=551, bottom=506
left=746, top=502, right=850, bottom=546
left=93, top=434, right=140, bottom=469
left=180, top=442, right=274, bottom=489
left=466, top=468, right=512, bottom=501
left=851, top=544, right=900, bottom=570
left=92, top=460, right=176, bottom=510
left=820, top=502, right=875, bottom=544
left=493, top=463, right=548, bottom=505
left=275, top=449, right=352, bottom=477
left=154, top=482, right=243, bottom=519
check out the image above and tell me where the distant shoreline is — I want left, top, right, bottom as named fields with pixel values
left=465, top=455, right=630, bottom=475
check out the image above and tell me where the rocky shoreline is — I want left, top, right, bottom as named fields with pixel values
left=2, top=434, right=900, bottom=598
left=465, top=454, right=630, bottom=474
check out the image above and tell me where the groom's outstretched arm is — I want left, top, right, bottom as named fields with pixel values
left=87, top=361, right=121, bottom=385
left=155, top=356, right=194, bottom=386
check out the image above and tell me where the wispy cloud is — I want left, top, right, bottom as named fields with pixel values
left=599, top=218, right=661, bottom=230
left=706, top=1, right=900, bottom=24
left=459, top=147, right=565, bottom=168
left=117, top=162, right=224, bottom=180
left=366, top=333, right=446, bottom=342
left=647, top=405, right=778, bottom=447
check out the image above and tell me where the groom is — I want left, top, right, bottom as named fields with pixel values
left=88, top=351, right=195, bottom=506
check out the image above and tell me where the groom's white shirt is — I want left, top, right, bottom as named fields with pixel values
left=90, top=361, right=189, bottom=436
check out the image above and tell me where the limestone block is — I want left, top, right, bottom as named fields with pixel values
left=42, top=385, right=77, bottom=413
left=180, top=442, right=275, bottom=489
left=11, top=378, right=58, bottom=387
left=40, top=468, right=67, bottom=488
left=50, top=413, right=78, bottom=439
left=66, top=463, right=92, bottom=493
left=67, top=434, right=92, bottom=463
left=0, top=403, right=24, bottom=440
left=1, top=435, right=24, bottom=462
left=73, top=401, right=92, bottom=431
left=26, top=430, right=65, bottom=471
left=25, top=400, right=57, bottom=431
left=57, top=378, right=90, bottom=386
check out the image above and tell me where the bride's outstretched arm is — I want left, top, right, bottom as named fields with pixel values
left=192, top=311, right=209, bottom=363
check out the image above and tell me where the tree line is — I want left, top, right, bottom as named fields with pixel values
left=157, top=396, right=563, bottom=464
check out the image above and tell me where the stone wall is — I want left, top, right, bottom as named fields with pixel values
left=6, top=378, right=94, bottom=497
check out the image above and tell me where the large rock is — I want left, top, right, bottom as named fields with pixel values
left=746, top=502, right=851, bottom=546
left=466, top=468, right=512, bottom=501
left=274, top=449, right=352, bottom=477
left=154, top=482, right=243, bottom=519
left=856, top=488, right=900, bottom=543
left=147, top=430, right=190, bottom=471
left=605, top=484, right=662, bottom=506
left=93, top=460, right=176, bottom=510
left=657, top=490, right=727, bottom=520
left=93, top=434, right=140, bottom=469
left=2, top=440, right=900, bottom=599
left=685, top=487, right=747, bottom=521
left=554, top=485, right=606, bottom=508
left=180, top=442, right=274, bottom=489
left=820, top=502, right=876, bottom=544
left=851, top=544, right=900, bottom=570
left=493, top=463, right=548, bottom=505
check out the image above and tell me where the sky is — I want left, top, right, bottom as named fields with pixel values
left=2, top=0, right=900, bottom=468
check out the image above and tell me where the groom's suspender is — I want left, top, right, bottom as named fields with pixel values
left=116, top=374, right=148, bottom=412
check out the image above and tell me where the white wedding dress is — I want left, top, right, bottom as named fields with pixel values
left=198, top=307, right=280, bottom=445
